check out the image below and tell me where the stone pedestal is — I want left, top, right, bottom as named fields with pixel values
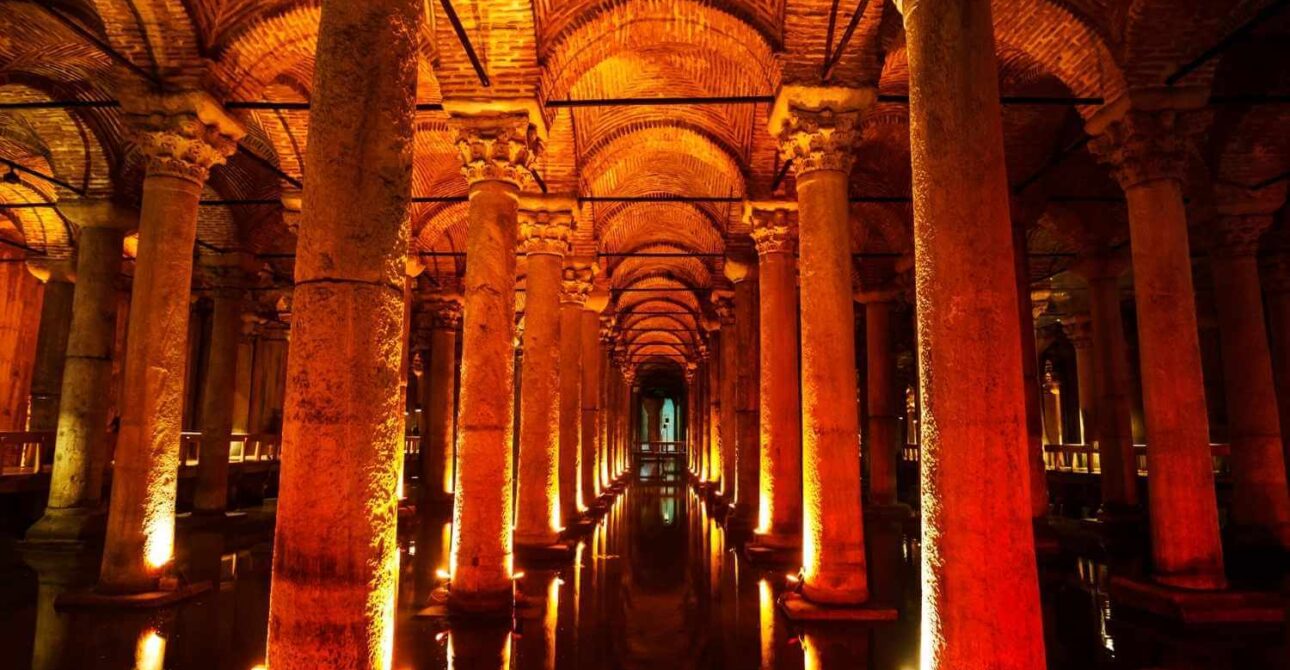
left=447, top=105, right=542, bottom=615
left=770, top=86, right=870, bottom=606
left=26, top=201, right=131, bottom=544
left=100, top=89, right=242, bottom=595
left=901, top=0, right=1047, bottom=664
left=1088, top=89, right=1226, bottom=591
left=515, top=199, right=573, bottom=547
left=748, top=203, right=802, bottom=548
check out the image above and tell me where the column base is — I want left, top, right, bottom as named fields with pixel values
left=23, top=508, right=107, bottom=547
left=515, top=540, right=575, bottom=566
left=778, top=592, right=897, bottom=622
left=445, top=586, right=516, bottom=619
left=744, top=535, right=802, bottom=565
left=56, top=580, right=211, bottom=609
left=1108, top=576, right=1284, bottom=624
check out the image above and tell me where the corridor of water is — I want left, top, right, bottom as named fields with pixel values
left=1, top=472, right=1285, bottom=669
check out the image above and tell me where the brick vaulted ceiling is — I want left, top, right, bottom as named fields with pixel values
left=1, top=0, right=1287, bottom=370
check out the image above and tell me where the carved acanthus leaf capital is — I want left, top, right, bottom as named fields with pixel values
left=1210, top=215, right=1272, bottom=259
left=517, top=208, right=573, bottom=256
left=1061, top=316, right=1093, bottom=349
left=711, top=290, right=735, bottom=324
left=560, top=263, right=595, bottom=305
left=769, top=87, right=873, bottom=178
left=746, top=201, right=799, bottom=256
left=120, top=87, right=244, bottom=185
left=450, top=112, right=542, bottom=188
left=423, top=296, right=464, bottom=330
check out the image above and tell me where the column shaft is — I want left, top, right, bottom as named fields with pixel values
left=28, top=278, right=75, bottom=431
left=734, top=278, right=759, bottom=523
left=718, top=318, right=738, bottom=500
left=1014, top=223, right=1049, bottom=518
left=1211, top=250, right=1290, bottom=547
left=558, top=298, right=584, bottom=519
left=422, top=311, right=460, bottom=501
left=30, top=225, right=124, bottom=538
left=264, top=0, right=417, bottom=665
left=865, top=300, right=899, bottom=507
left=580, top=310, right=601, bottom=501
left=1086, top=273, right=1138, bottom=511
left=756, top=244, right=801, bottom=543
left=193, top=288, right=243, bottom=514
left=903, top=0, right=1046, bottom=664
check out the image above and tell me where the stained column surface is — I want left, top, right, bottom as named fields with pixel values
left=193, top=259, right=246, bottom=516
left=420, top=296, right=462, bottom=502
left=448, top=108, right=540, bottom=613
left=100, top=90, right=242, bottom=594
left=1076, top=259, right=1139, bottom=513
left=264, top=0, right=418, bottom=666
left=864, top=297, right=900, bottom=508
left=732, top=269, right=760, bottom=525
left=580, top=301, right=605, bottom=503
left=1089, top=95, right=1226, bottom=590
left=27, top=201, right=129, bottom=542
left=559, top=267, right=590, bottom=519
left=1210, top=213, right=1290, bottom=548
left=771, top=87, right=869, bottom=605
left=902, top=0, right=1047, bottom=665
left=515, top=204, right=572, bottom=547
left=27, top=265, right=75, bottom=432
left=749, top=204, right=801, bottom=546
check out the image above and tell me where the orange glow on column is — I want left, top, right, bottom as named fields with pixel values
left=144, top=515, right=174, bottom=569
left=758, top=579, right=775, bottom=669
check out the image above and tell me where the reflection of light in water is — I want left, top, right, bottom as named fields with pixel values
left=801, top=633, right=820, bottom=670
left=758, top=579, right=775, bottom=670
left=1098, top=595, right=1116, bottom=656
left=135, top=629, right=166, bottom=670
left=543, top=576, right=559, bottom=670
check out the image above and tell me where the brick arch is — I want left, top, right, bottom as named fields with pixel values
left=0, top=179, right=74, bottom=257
left=539, top=0, right=779, bottom=103
left=1120, top=0, right=1234, bottom=87
left=597, top=202, right=725, bottom=254
left=610, top=258, right=711, bottom=292
left=84, top=0, right=201, bottom=73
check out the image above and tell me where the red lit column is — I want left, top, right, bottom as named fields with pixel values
left=1264, top=254, right=1290, bottom=484
left=1013, top=220, right=1050, bottom=520
left=515, top=199, right=573, bottom=547
left=729, top=254, right=760, bottom=525
left=1088, top=91, right=1226, bottom=589
left=101, top=89, right=242, bottom=594
left=417, top=293, right=462, bottom=503
left=559, top=264, right=591, bottom=519
left=265, top=1, right=418, bottom=664
left=1071, top=255, right=1139, bottom=515
left=1209, top=203, right=1290, bottom=549
left=770, top=87, right=869, bottom=604
left=1063, top=317, right=1096, bottom=445
left=900, top=0, right=1046, bottom=664
left=26, top=201, right=131, bottom=542
left=446, top=106, right=543, bottom=613
left=711, top=291, right=737, bottom=501
left=860, top=293, right=901, bottom=508
left=748, top=203, right=801, bottom=545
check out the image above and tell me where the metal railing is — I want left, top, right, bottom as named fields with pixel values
left=0, top=431, right=54, bottom=475
left=901, top=441, right=1231, bottom=477
left=2, top=431, right=280, bottom=477
left=634, top=440, right=686, bottom=455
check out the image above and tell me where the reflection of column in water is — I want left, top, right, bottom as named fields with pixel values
left=447, top=625, right=512, bottom=670
left=759, top=579, right=776, bottom=670
left=23, top=550, right=94, bottom=670
left=802, top=627, right=870, bottom=670
left=412, top=518, right=452, bottom=607
left=136, top=627, right=167, bottom=670
left=542, top=576, right=560, bottom=670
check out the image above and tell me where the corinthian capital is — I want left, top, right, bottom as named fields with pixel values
left=449, top=111, right=542, bottom=188
left=422, top=295, right=464, bottom=330
left=517, top=196, right=575, bottom=256
left=711, top=289, right=735, bottom=325
left=1086, top=88, right=1208, bottom=190
left=745, top=201, right=799, bottom=255
left=560, top=262, right=595, bottom=305
left=119, top=86, right=244, bottom=184
left=768, top=86, right=874, bottom=178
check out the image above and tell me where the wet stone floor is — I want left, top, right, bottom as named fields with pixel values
left=0, top=473, right=1286, bottom=669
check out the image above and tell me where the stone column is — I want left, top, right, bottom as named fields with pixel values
left=193, top=256, right=249, bottom=515
left=860, top=293, right=901, bottom=508
left=1209, top=207, right=1290, bottom=548
left=1064, top=317, right=1096, bottom=444
left=1014, top=223, right=1049, bottom=518
left=230, top=316, right=255, bottom=434
left=729, top=254, right=760, bottom=527
left=705, top=337, right=721, bottom=488
left=900, top=0, right=1045, bottom=663
left=559, top=265, right=591, bottom=519
left=26, top=259, right=76, bottom=432
left=515, top=199, right=573, bottom=547
left=419, top=294, right=462, bottom=503
left=264, top=0, right=418, bottom=664
left=748, top=203, right=801, bottom=545
left=446, top=105, right=542, bottom=614
left=1072, top=256, right=1139, bottom=515
left=597, top=323, right=614, bottom=490
left=1264, top=254, right=1290, bottom=483
left=1088, top=89, right=1226, bottom=589
left=26, top=201, right=131, bottom=542
left=100, top=90, right=242, bottom=593
left=769, top=87, right=870, bottom=605
left=711, top=291, right=738, bottom=502
left=685, top=362, right=699, bottom=475
left=580, top=289, right=608, bottom=503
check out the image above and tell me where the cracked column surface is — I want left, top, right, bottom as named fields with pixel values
left=749, top=203, right=801, bottom=547
left=26, top=200, right=132, bottom=543
left=770, top=86, right=870, bottom=605
left=1088, top=88, right=1226, bottom=591
left=264, top=0, right=418, bottom=666
left=515, top=199, right=573, bottom=547
left=447, top=104, right=542, bottom=614
left=99, top=87, right=242, bottom=594
left=902, top=0, right=1047, bottom=664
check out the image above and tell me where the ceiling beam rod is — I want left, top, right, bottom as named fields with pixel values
left=43, top=6, right=161, bottom=87
left=822, top=0, right=874, bottom=80
left=439, top=0, right=491, bottom=87
left=235, top=145, right=303, bottom=189
left=0, top=157, right=85, bottom=195
left=1166, top=0, right=1290, bottom=85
